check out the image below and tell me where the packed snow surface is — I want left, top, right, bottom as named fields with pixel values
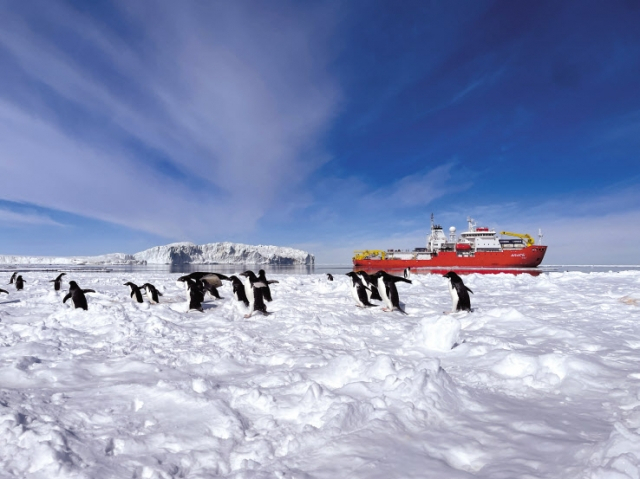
left=1, top=270, right=640, bottom=478
left=0, top=242, right=314, bottom=265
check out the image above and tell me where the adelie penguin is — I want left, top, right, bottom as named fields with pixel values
left=257, top=269, right=279, bottom=302
left=356, top=271, right=383, bottom=302
left=346, top=272, right=376, bottom=308
left=327, top=273, right=334, bottom=282
left=63, top=281, right=96, bottom=310
left=184, top=278, right=205, bottom=312
left=239, top=271, right=270, bottom=318
left=141, top=283, right=163, bottom=304
left=8, top=272, right=18, bottom=284
left=371, top=270, right=412, bottom=313
left=124, top=282, right=144, bottom=303
left=443, top=271, right=473, bottom=313
left=50, top=273, right=66, bottom=291
left=177, top=272, right=229, bottom=299
left=15, top=275, right=25, bottom=291
left=229, top=275, right=249, bottom=307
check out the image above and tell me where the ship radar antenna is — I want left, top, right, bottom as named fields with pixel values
left=538, top=228, right=544, bottom=245
left=467, top=217, right=476, bottom=231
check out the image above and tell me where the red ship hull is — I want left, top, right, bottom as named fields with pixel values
left=353, top=245, right=547, bottom=269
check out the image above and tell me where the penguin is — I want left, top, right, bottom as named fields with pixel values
left=257, top=269, right=279, bottom=302
left=239, top=271, right=270, bottom=318
left=177, top=272, right=229, bottom=299
left=8, top=272, right=18, bottom=284
left=356, top=271, right=383, bottom=302
left=346, top=272, right=376, bottom=308
left=184, top=278, right=205, bottom=312
left=15, top=275, right=25, bottom=291
left=0, top=288, right=8, bottom=295
left=327, top=273, right=334, bottom=281
left=372, top=270, right=412, bottom=313
left=124, top=282, right=144, bottom=303
left=49, top=273, right=66, bottom=291
left=404, top=268, right=411, bottom=280
left=141, top=283, right=163, bottom=304
left=63, top=281, right=96, bottom=310
left=443, top=271, right=473, bottom=312
left=229, top=275, right=249, bottom=307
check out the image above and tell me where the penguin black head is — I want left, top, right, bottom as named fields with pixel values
left=68, top=281, right=79, bottom=290
left=443, top=271, right=463, bottom=283
left=240, top=271, right=258, bottom=281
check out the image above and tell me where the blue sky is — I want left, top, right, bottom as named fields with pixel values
left=1, top=0, right=640, bottom=264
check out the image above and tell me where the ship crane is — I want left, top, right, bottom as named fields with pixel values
left=500, top=231, right=535, bottom=247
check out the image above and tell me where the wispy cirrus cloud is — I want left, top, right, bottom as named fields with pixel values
left=0, top=207, right=62, bottom=227
left=0, top=1, right=340, bottom=241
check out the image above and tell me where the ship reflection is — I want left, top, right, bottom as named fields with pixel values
left=353, top=266, right=547, bottom=276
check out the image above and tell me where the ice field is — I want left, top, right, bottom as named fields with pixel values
left=1, top=269, right=640, bottom=478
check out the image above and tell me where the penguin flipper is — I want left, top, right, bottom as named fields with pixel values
left=466, top=286, right=474, bottom=294
left=0, top=288, right=8, bottom=294
left=83, top=289, right=96, bottom=294
left=63, top=293, right=72, bottom=303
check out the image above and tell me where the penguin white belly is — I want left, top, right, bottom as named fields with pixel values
left=448, top=282, right=459, bottom=312
left=377, top=277, right=392, bottom=310
left=349, top=282, right=363, bottom=306
left=243, top=277, right=255, bottom=314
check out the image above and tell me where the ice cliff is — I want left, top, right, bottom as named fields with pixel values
left=133, top=242, right=314, bottom=265
left=0, top=242, right=314, bottom=265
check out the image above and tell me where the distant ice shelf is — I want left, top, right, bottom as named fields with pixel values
left=0, top=242, right=314, bottom=265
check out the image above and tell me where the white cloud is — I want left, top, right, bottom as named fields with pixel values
left=0, top=207, right=62, bottom=227
left=0, top=1, right=340, bottom=241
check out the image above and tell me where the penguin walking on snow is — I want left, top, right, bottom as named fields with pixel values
left=372, top=270, right=412, bottom=313
left=346, top=272, right=376, bottom=308
left=184, top=278, right=205, bottom=312
left=63, top=281, right=96, bottom=310
left=141, top=283, right=162, bottom=304
left=229, top=275, right=250, bottom=307
left=257, top=270, right=279, bottom=302
left=177, top=272, right=229, bottom=299
left=15, top=275, right=25, bottom=291
left=124, top=282, right=144, bottom=303
left=50, top=273, right=66, bottom=291
left=356, top=271, right=383, bottom=302
left=240, top=271, right=270, bottom=318
left=8, top=272, right=18, bottom=285
left=443, top=271, right=473, bottom=312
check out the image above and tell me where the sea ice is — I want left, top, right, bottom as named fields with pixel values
left=1, top=270, right=640, bottom=477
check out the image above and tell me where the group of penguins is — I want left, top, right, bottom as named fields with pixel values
left=339, top=269, right=473, bottom=314
left=1, top=268, right=474, bottom=316
left=1, top=270, right=279, bottom=318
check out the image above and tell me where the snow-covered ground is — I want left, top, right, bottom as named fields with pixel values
left=1, top=270, right=640, bottom=478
